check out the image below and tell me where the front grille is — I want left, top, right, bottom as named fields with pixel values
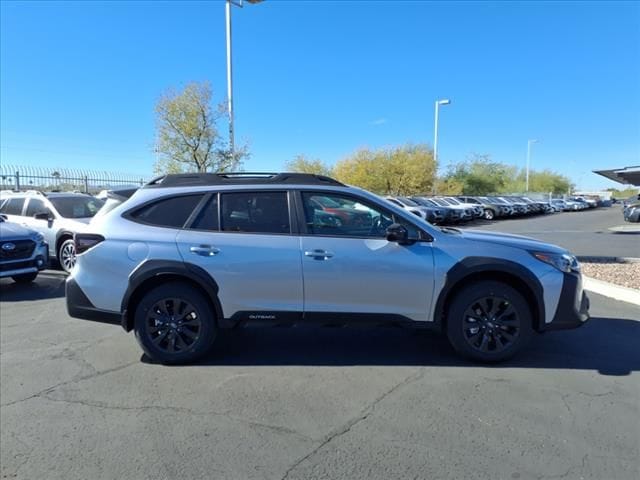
left=0, top=259, right=35, bottom=272
left=0, top=240, right=35, bottom=260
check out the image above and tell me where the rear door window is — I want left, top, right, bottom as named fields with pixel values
left=190, top=194, right=219, bottom=231
left=220, top=191, right=290, bottom=234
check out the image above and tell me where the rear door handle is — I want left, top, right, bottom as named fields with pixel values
left=304, top=249, right=334, bottom=260
left=189, top=245, right=220, bottom=257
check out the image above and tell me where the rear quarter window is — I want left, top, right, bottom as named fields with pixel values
left=129, top=194, right=204, bottom=228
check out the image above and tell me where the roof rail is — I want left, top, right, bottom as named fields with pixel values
left=144, top=172, right=345, bottom=188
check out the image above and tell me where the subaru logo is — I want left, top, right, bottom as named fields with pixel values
left=1, top=242, right=16, bottom=251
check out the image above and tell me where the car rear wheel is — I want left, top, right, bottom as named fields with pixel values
left=446, top=281, right=533, bottom=362
left=134, top=282, right=217, bottom=364
left=58, top=238, right=76, bottom=273
left=11, top=272, right=38, bottom=283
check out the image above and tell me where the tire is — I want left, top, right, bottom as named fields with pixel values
left=133, top=282, right=217, bottom=365
left=446, top=281, right=533, bottom=362
left=11, top=272, right=38, bottom=283
left=58, top=238, right=76, bottom=273
left=483, top=209, right=495, bottom=220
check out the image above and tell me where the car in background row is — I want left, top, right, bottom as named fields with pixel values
left=0, top=214, right=49, bottom=283
left=0, top=191, right=104, bottom=272
left=623, top=202, right=640, bottom=223
left=411, top=197, right=466, bottom=224
left=416, top=197, right=474, bottom=222
left=385, top=197, right=445, bottom=224
left=440, top=197, right=483, bottom=219
left=458, top=196, right=511, bottom=220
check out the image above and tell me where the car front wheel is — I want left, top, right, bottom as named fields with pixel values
left=446, top=281, right=533, bottom=362
left=58, top=238, right=76, bottom=273
left=134, top=282, right=217, bottom=364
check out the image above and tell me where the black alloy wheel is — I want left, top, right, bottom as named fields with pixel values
left=134, top=283, right=217, bottom=364
left=461, top=296, right=520, bottom=354
left=446, top=281, right=533, bottom=362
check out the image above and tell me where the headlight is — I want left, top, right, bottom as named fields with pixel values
left=33, top=232, right=45, bottom=243
left=531, top=251, right=580, bottom=273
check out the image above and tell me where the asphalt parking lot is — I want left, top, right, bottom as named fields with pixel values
left=463, top=205, right=639, bottom=258
left=1, top=271, right=639, bottom=480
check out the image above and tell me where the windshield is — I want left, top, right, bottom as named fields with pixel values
left=445, top=197, right=461, bottom=205
left=49, top=196, right=104, bottom=218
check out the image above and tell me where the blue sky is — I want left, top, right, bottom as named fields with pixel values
left=1, top=0, right=639, bottom=190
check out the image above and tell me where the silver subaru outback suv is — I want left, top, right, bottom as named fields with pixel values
left=66, top=173, right=589, bottom=364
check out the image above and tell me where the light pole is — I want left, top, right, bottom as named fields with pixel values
left=225, top=0, right=262, bottom=160
left=526, top=139, right=538, bottom=192
left=433, top=98, right=451, bottom=193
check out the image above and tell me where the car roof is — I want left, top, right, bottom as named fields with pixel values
left=145, top=172, right=345, bottom=189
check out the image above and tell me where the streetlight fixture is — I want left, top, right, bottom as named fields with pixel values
left=526, top=139, right=539, bottom=192
left=433, top=98, right=451, bottom=193
left=225, top=0, right=263, bottom=160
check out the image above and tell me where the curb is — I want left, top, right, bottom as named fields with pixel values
left=582, top=276, right=640, bottom=307
left=577, top=256, right=640, bottom=263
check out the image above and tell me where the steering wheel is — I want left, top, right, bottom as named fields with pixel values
left=370, top=215, right=389, bottom=236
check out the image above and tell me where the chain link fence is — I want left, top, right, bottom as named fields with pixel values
left=0, top=164, right=149, bottom=194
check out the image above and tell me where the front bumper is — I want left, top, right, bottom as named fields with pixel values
left=66, top=276, right=121, bottom=325
left=0, top=242, right=49, bottom=278
left=544, top=272, right=590, bottom=331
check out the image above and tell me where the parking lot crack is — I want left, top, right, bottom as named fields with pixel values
left=280, top=368, right=425, bottom=480
left=536, top=453, right=588, bottom=480
left=0, top=360, right=139, bottom=408
left=33, top=394, right=314, bottom=442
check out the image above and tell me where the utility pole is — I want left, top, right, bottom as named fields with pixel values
left=526, top=139, right=538, bottom=192
left=432, top=99, right=451, bottom=194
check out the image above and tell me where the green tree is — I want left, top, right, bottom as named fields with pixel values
left=153, top=81, right=248, bottom=174
left=444, top=154, right=573, bottom=195
left=285, top=154, right=333, bottom=176
left=445, top=154, right=510, bottom=195
left=525, top=169, right=573, bottom=194
left=334, top=144, right=436, bottom=195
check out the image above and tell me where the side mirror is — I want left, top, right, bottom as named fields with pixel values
left=34, top=212, right=52, bottom=221
left=385, top=223, right=411, bottom=245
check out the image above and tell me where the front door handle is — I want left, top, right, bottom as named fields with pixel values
left=304, top=249, right=334, bottom=260
left=189, top=245, right=220, bottom=257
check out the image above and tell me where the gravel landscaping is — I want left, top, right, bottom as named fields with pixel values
left=581, top=260, right=640, bottom=290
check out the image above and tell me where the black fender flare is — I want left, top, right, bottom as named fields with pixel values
left=120, top=259, right=225, bottom=331
left=433, top=257, right=545, bottom=331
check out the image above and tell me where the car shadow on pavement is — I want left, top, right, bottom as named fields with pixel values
left=0, top=274, right=66, bottom=302
left=161, top=316, right=640, bottom=376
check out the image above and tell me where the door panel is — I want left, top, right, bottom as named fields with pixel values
left=300, top=236, right=433, bottom=321
left=175, top=231, right=303, bottom=318
left=298, top=191, right=434, bottom=322
left=175, top=190, right=303, bottom=320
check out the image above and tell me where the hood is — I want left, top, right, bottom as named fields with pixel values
left=0, top=220, right=38, bottom=240
left=460, top=229, right=568, bottom=254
